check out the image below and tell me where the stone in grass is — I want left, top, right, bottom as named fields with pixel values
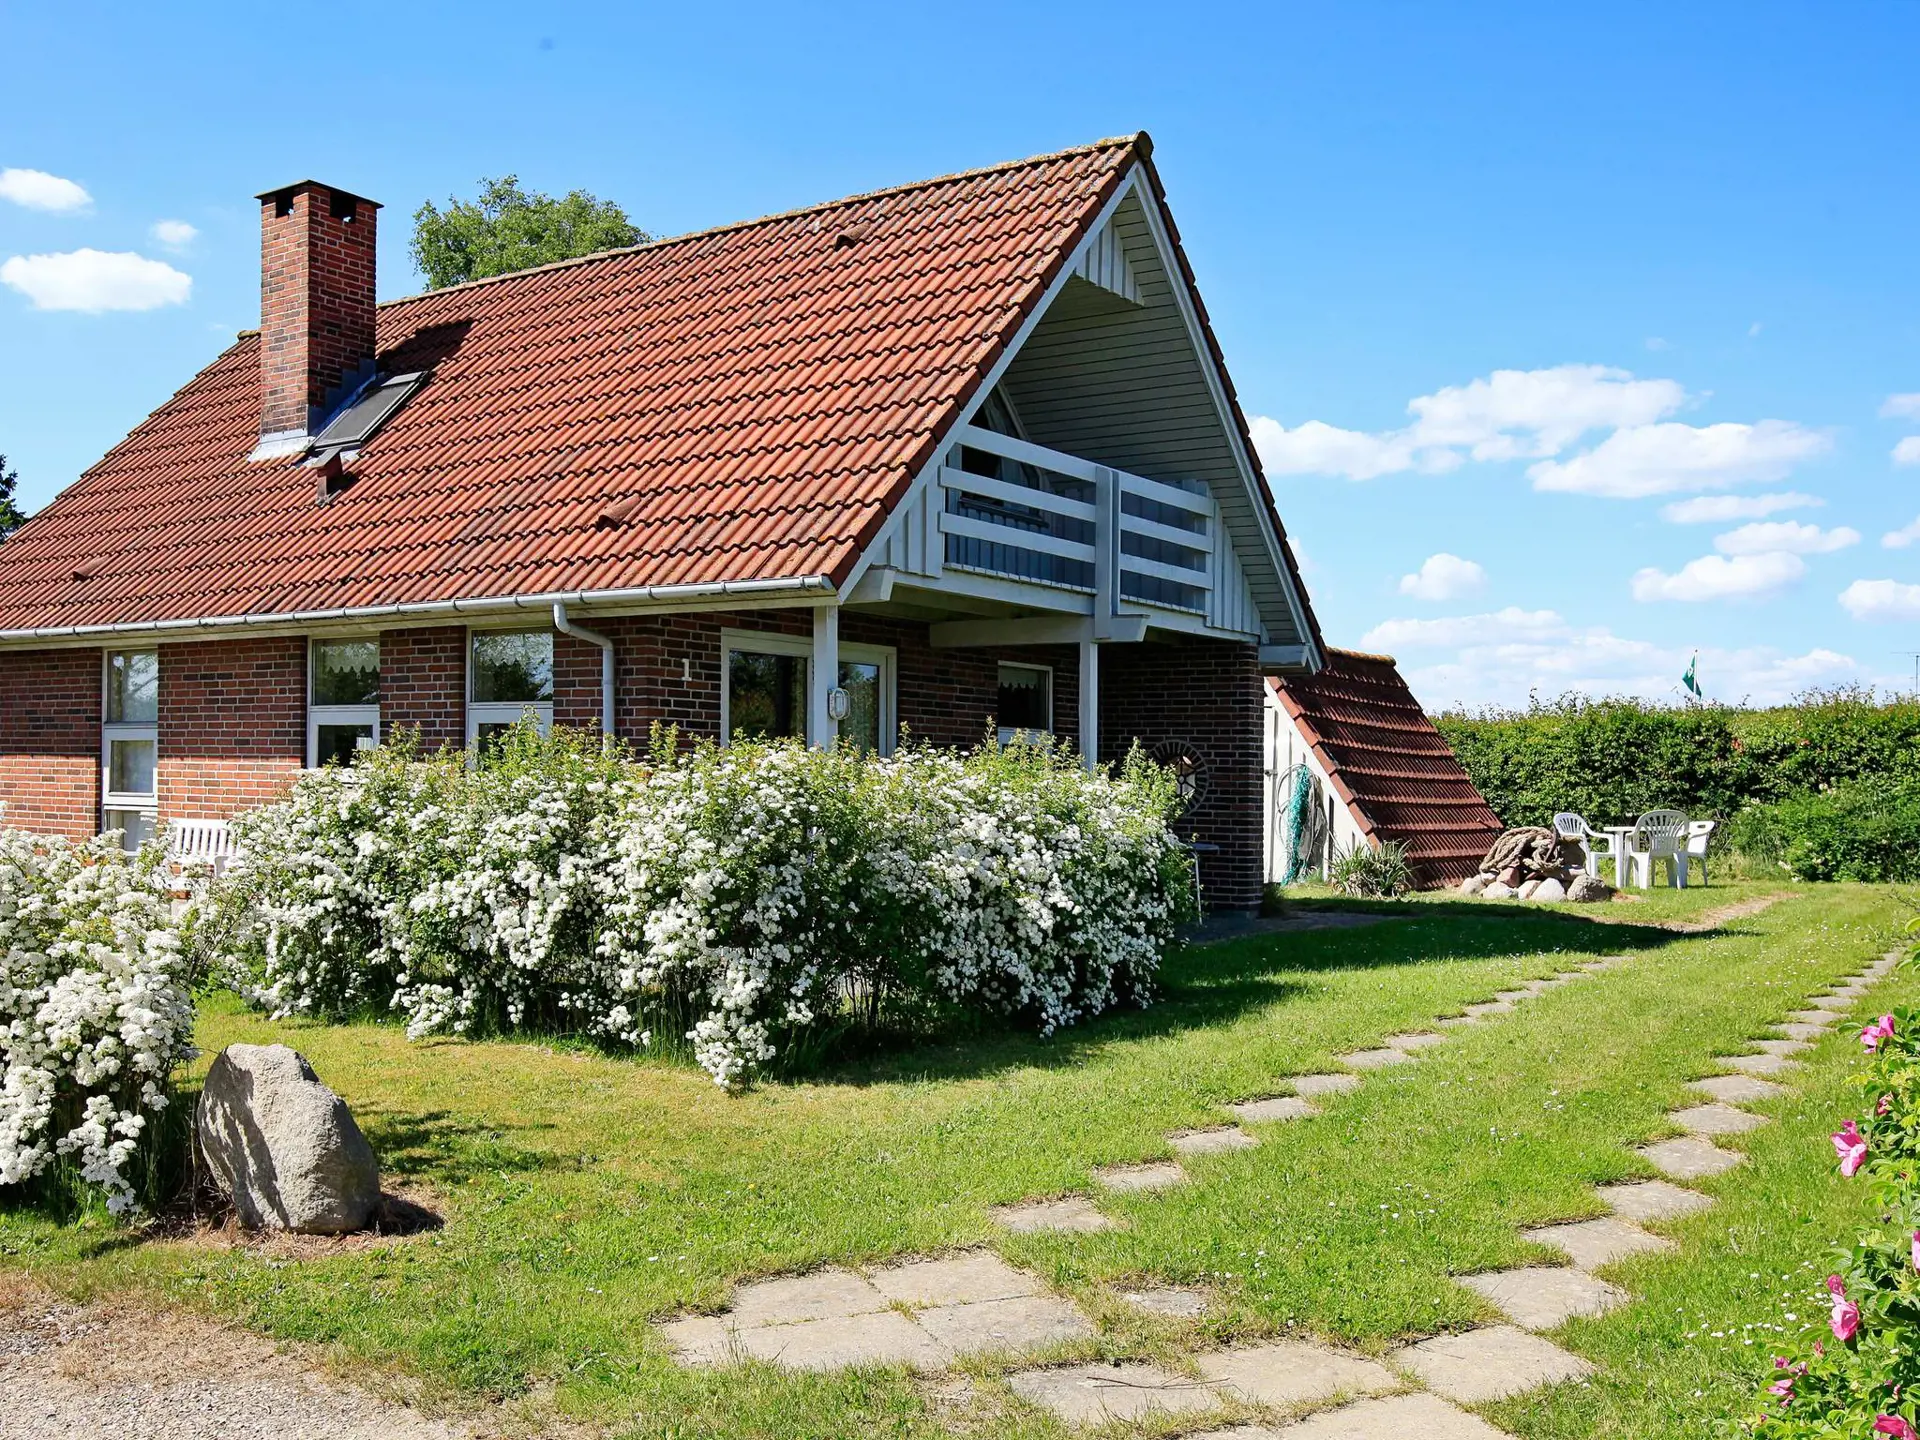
left=1715, top=1052, right=1798, bottom=1077
left=1639, top=1137, right=1742, bottom=1180
left=1384, top=1031, right=1448, bottom=1051
left=1096, top=1161, right=1187, bottom=1193
left=992, top=1197, right=1115, bottom=1233
left=1748, top=1038, right=1813, bottom=1057
left=1272, top=1392, right=1514, bottom=1438
left=1567, top=873, right=1612, bottom=902
left=1340, top=1047, right=1412, bottom=1070
left=196, top=1043, right=380, bottom=1234
left=1231, top=1095, right=1319, bottom=1124
left=869, top=1253, right=1038, bottom=1307
left=729, top=1268, right=887, bottom=1326
left=1197, top=1340, right=1397, bottom=1408
left=1669, top=1103, right=1768, bottom=1136
left=1169, top=1127, right=1258, bottom=1157
left=1522, top=1216, right=1673, bottom=1269
left=730, top=1310, right=951, bottom=1371
left=1483, top=882, right=1516, bottom=899
left=1688, top=1073, right=1786, bottom=1105
left=1772, top=1022, right=1829, bottom=1041
left=1118, top=1285, right=1211, bottom=1318
left=1462, top=1000, right=1516, bottom=1018
left=1459, top=875, right=1488, bottom=895
left=1393, top=1324, right=1593, bottom=1403
left=1787, top=1008, right=1845, bottom=1025
left=1291, top=1073, right=1364, bottom=1098
left=916, top=1295, right=1093, bottom=1355
left=1461, top=1267, right=1628, bottom=1330
left=1532, top=877, right=1567, bottom=902
left=1596, top=1180, right=1714, bottom=1223
left=1006, top=1362, right=1225, bottom=1425
left=1517, top=879, right=1543, bottom=900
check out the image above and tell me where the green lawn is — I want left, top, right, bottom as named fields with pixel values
left=0, top=879, right=1906, bottom=1439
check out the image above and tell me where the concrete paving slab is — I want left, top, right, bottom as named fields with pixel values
left=1005, top=1362, right=1225, bottom=1425
left=916, top=1294, right=1093, bottom=1355
left=1748, top=1038, right=1813, bottom=1056
left=1436, top=1014, right=1480, bottom=1028
left=1272, top=1392, right=1514, bottom=1437
left=1714, top=1052, right=1798, bottom=1076
left=1596, top=1180, right=1714, bottom=1223
left=991, top=1197, right=1115, bottom=1233
left=1460, top=1267, right=1628, bottom=1330
left=1670, top=1103, right=1768, bottom=1136
left=1521, top=1217, right=1673, bottom=1268
left=1117, top=1285, right=1210, bottom=1317
left=657, top=1315, right=734, bottom=1366
left=1772, top=1022, right=1829, bottom=1041
left=1639, top=1137, right=1742, bottom=1180
left=729, top=1268, right=888, bottom=1326
left=1463, top=1001, right=1517, bottom=1018
left=1291, top=1073, right=1364, bottom=1097
left=1169, top=1126, right=1259, bottom=1157
left=1384, top=1031, right=1448, bottom=1051
left=1198, top=1341, right=1398, bottom=1408
left=1786, top=1009, right=1844, bottom=1025
left=730, top=1310, right=951, bottom=1371
left=1340, top=1047, right=1413, bottom=1070
left=1232, top=1095, right=1319, bottom=1124
left=1493, top=990, right=1533, bottom=1004
left=1393, top=1324, right=1593, bottom=1403
left=1687, top=1073, right=1786, bottom=1104
left=868, top=1252, right=1038, bottom=1307
left=1096, top=1161, right=1188, bottom=1192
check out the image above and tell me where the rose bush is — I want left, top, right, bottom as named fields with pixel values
left=1740, top=940, right=1920, bottom=1435
left=210, top=726, right=1194, bottom=1086
left=0, top=821, right=197, bottom=1217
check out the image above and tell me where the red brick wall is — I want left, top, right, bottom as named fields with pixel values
left=553, top=631, right=609, bottom=733
left=0, top=647, right=101, bottom=839
left=1100, top=637, right=1265, bottom=912
left=259, top=182, right=378, bottom=436
left=379, top=626, right=465, bottom=753
left=157, top=637, right=305, bottom=819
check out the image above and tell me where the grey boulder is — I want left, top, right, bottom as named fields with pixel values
left=197, top=1043, right=380, bottom=1233
left=1459, top=875, right=1488, bottom=895
left=1567, top=873, right=1613, bottom=903
left=1483, top=881, right=1515, bottom=899
left=1532, top=877, right=1567, bottom=902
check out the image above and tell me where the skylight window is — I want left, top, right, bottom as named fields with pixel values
left=311, top=371, right=426, bottom=452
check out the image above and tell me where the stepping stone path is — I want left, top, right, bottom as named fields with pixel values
left=656, top=946, right=1905, bottom=1440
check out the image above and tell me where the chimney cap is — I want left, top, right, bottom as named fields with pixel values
left=255, top=179, right=383, bottom=210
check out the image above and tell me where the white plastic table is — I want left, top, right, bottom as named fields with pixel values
left=1602, top=825, right=1637, bottom=887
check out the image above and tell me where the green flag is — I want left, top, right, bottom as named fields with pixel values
left=1682, top=652, right=1702, bottom=698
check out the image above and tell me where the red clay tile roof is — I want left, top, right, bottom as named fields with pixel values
left=0, top=138, right=1164, bottom=634
left=1272, top=648, right=1504, bottom=887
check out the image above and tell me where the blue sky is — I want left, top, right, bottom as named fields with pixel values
left=3, top=1, right=1916, bottom=709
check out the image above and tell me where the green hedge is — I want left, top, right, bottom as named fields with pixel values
left=1432, top=687, right=1920, bottom=827
left=1721, top=781, right=1920, bottom=883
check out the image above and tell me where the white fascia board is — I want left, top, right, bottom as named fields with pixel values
left=1124, top=166, right=1323, bottom=671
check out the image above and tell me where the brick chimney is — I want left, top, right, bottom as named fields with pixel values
left=255, top=180, right=381, bottom=447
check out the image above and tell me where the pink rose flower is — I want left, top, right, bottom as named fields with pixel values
left=1863, top=1014, right=1897, bottom=1052
left=1831, top=1285, right=1861, bottom=1342
left=1911, top=1229, right=1920, bottom=1272
left=1834, top=1120, right=1869, bottom=1177
left=1873, top=1417, right=1919, bottom=1439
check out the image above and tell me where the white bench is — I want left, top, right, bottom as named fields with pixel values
left=166, top=818, right=237, bottom=878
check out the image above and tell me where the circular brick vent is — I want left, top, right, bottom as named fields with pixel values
left=1147, top=737, right=1210, bottom=814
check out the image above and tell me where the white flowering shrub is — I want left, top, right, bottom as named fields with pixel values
left=0, top=822, right=197, bottom=1217
left=211, top=726, right=1194, bottom=1086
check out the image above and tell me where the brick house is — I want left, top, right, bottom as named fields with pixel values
left=0, top=134, right=1323, bottom=911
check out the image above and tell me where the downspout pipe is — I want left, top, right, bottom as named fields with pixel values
left=552, top=602, right=614, bottom=742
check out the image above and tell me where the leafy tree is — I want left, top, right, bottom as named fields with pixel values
left=0, top=453, right=26, bottom=540
left=410, top=176, right=649, bottom=289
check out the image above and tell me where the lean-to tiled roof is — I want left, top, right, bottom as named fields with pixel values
left=0, top=138, right=1176, bottom=635
left=1272, top=648, right=1503, bottom=886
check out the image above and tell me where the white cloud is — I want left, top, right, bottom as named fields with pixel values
left=1880, top=394, right=1920, bottom=419
left=1530, top=420, right=1829, bottom=499
left=1712, top=521, right=1860, bottom=556
left=0, top=249, right=191, bottom=312
left=1660, top=492, right=1821, bottom=524
left=1398, top=553, right=1486, bottom=602
left=1645, top=336, right=1671, bottom=352
left=1252, top=364, right=1684, bottom=480
left=1883, top=516, right=1920, bottom=550
left=1840, top=579, right=1920, bottom=622
left=1360, top=607, right=1569, bottom=653
left=0, top=167, right=90, bottom=212
left=1630, top=551, right=1807, bottom=602
left=1895, top=436, right=1920, bottom=467
left=150, top=219, right=198, bottom=249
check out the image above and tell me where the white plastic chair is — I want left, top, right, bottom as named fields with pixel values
left=166, top=818, right=236, bottom=878
left=1627, top=809, right=1690, bottom=889
left=1551, top=812, right=1614, bottom=880
left=1681, top=819, right=1716, bottom=886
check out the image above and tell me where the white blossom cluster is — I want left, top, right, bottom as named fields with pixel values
left=0, top=821, right=196, bottom=1215
left=211, top=727, right=1192, bottom=1086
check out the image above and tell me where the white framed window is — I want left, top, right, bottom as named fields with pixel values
left=102, top=649, right=158, bottom=850
left=468, top=629, right=554, bottom=748
left=721, top=628, right=896, bottom=755
left=996, top=662, right=1053, bottom=746
left=308, top=637, right=381, bottom=767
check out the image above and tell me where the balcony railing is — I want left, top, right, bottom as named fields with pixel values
left=937, top=425, right=1216, bottom=614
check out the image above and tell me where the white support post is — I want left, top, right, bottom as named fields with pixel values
left=810, top=603, right=839, bottom=747
left=1078, top=637, right=1099, bottom=771
left=1092, top=464, right=1118, bottom=639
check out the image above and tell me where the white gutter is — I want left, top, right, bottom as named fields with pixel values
left=0, top=575, right=835, bottom=644
left=551, top=601, right=614, bottom=739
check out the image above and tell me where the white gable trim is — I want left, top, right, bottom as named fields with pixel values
left=1069, top=215, right=1141, bottom=303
